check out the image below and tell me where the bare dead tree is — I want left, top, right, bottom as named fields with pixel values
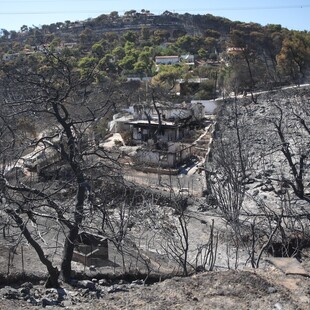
left=206, top=98, right=251, bottom=224
left=208, top=87, right=310, bottom=269
left=194, top=219, right=218, bottom=272
left=0, top=47, right=121, bottom=286
left=271, top=105, right=308, bottom=201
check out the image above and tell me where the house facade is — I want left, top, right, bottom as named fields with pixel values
left=110, top=101, right=206, bottom=170
left=128, top=120, right=184, bottom=144
left=134, top=142, right=192, bottom=169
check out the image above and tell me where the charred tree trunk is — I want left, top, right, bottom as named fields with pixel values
left=6, top=210, right=60, bottom=288
left=61, top=227, right=78, bottom=283
left=273, top=105, right=309, bottom=202
left=233, top=98, right=246, bottom=179
left=52, top=101, right=88, bottom=283
left=61, top=184, right=86, bottom=282
left=152, top=92, right=163, bottom=144
left=242, top=50, right=257, bottom=103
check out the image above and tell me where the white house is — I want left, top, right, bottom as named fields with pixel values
left=180, top=54, right=195, bottom=65
left=155, top=56, right=180, bottom=65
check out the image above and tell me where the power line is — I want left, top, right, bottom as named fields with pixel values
left=204, top=5, right=310, bottom=11
left=0, top=11, right=103, bottom=15
left=0, top=0, right=114, bottom=2
left=0, top=3, right=309, bottom=19
left=0, top=5, right=309, bottom=16
left=0, top=3, right=309, bottom=14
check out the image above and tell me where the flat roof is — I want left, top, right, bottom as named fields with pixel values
left=127, top=120, right=179, bottom=127
left=155, top=56, right=179, bottom=58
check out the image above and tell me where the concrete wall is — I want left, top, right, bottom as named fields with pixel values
left=134, top=144, right=192, bottom=168
left=132, top=126, right=180, bottom=143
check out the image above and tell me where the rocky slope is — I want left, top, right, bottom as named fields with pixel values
left=0, top=266, right=309, bottom=309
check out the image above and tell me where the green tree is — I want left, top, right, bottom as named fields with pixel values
left=140, top=26, right=151, bottom=41
left=153, top=29, right=170, bottom=43
left=20, top=25, right=29, bottom=32
left=99, top=53, right=117, bottom=73
left=78, top=56, right=97, bottom=78
left=276, top=32, right=310, bottom=84
left=194, top=80, right=216, bottom=100
left=124, top=9, right=137, bottom=17
left=91, top=42, right=104, bottom=57
left=109, top=11, right=119, bottom=20
left=153, top=64, right=185, bottom=89
left=79, top=28, right=94, bottom=46
left=119, top=54, right=136, bottom=71
left=0, top=29, right=9, bottom=40
left=123, top=31, right=137, bottom=43
left=112, top=46, right=126, bottom=61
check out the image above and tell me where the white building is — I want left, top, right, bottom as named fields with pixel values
left=155, top=55, right=180, bottom=65
left=180, top=54, right=195, bottom=65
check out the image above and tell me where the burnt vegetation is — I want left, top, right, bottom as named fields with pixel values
left=0, top=9, right=309, bottom=294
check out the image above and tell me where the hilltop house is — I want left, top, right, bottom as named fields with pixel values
left=155, top=55, right=180, bottom=65
left=180, top=54, right=195, bottom=65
